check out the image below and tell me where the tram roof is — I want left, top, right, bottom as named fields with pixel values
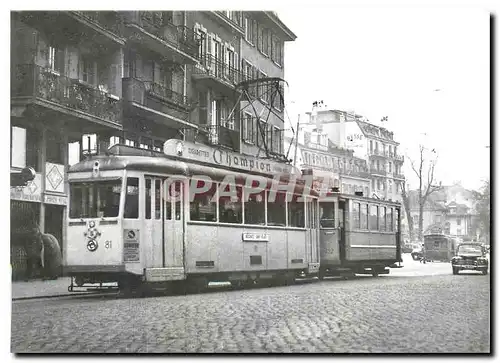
left=68, top=147, right=319, bottom=196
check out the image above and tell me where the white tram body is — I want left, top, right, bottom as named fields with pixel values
left=64, top=141, right=402, bottom=292
left=64, top=143, right=320, bottom=289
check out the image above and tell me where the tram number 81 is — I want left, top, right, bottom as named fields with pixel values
left=105, top=240, right=112, bottom=249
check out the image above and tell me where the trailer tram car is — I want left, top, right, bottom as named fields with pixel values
left=64, top=141, right=322, bottom=294
left=317, top=192, right=402, bottom=279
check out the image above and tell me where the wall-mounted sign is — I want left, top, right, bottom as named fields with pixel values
left=164, top=140, right=298, bottom=176
left=10, top=173, right=42, bottom=202
left=45, top=162, right=65, bottom=193
left=44, top=194, right=67, bottom=206
left=242, top=232, right=269, bottom=242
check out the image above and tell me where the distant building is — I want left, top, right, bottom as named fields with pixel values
left=285, top=103, right=404, bottom=200
left=409, top=183, right=480, bottom=241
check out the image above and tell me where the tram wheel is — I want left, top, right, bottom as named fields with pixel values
left=318, top=269, right=326, bottom=281
left=371, top=270, right=379, bottom=277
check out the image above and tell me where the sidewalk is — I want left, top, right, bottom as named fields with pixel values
left=11, top=277, right=118, bottom=300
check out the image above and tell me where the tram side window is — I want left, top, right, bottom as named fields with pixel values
left=69, top=180, right=121, bottom=219
left=219, top=184, right=243, bottom=224
left=395, top=208, right=400, bottom=232
left=370, top=205, right=379, bottom=230
left=361, top=204, right=368, bottom=229
left=244, top=189, right=265, bottom=225
left=306, top=199, right=318, bottom=228
left=145, top=179, right=152, bottom=220
left=319, top=202, right=335, bottom=228
left=124, top=178, right=139, bottom=219
left=380, top=206, right=386, bottom=231
left=267, top=191, right=286, bottom=226
left=155, top=179, right=162, bottom=220
left=288, top=194, right=305, bottom=228
left=190, top=179, right=217, bottom=222
left=352, top=202, right=361, bottom=229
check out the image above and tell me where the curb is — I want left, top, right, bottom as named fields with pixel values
left=13, top=290, right=118, bottom=301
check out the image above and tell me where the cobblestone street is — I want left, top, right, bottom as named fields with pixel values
left=11, top=259, right=490, bottom=353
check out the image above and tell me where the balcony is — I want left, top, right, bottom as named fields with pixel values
left=192, top=55, right=243, bottom=95
left=124, top=12, right=201, bottom=64
left=394, top=154, right=405, bottom=162
left=16, top=11, right=125, bottom=47
left=371, top=168, right=387, bottom=176
left=122, top=77, right=195, bottom=130
left=11, top=64, right=122, bottom=129
left=368, top=149, right=387, bottom=158
left=203, top=124, right=240, bottom=152
left=394, top=173, right=405, bottom=180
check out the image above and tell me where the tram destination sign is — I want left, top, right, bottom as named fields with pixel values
left=242, top=232, right=269, bottom=242
left=164, top=140, right=297, bottom=176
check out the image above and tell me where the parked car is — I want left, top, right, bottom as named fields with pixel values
left=451, top=243, right=488, bottom=275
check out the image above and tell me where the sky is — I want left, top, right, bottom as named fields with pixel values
left=277, top=5, right=490, bottom=191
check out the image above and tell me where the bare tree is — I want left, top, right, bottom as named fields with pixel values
left=401, top=182, right=414, bottom=242
left=408, top=145, right=442, bottom=241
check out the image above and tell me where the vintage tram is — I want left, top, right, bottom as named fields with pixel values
left=63, top=140, right=402, bottom=295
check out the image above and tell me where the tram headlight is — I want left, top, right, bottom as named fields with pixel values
left=89, top=221, right=95, bottom=228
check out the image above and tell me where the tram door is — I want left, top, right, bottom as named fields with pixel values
left=338, top=201, right=347, bottom=262
left=163, top=179, right=185, bottom=274
left=319, top=200, right=341, bottom=265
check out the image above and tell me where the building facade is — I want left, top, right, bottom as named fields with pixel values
left=10, top=11, right=295, bottom=279
left=297, top=105, right=405, bottom=202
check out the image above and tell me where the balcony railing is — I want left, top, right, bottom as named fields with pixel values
left=194, top=54, right=243, bottom=87
left=394, top=173, right=405, bottom=179
left=394, top=154, right=404, bottom=162
left=72, top=11, right=125, bottom=38
left=12, top=64, right=122, bottom=124
left=143, top=81, right=190, bottom=108
left=125, top=12, right=201, bottom=60
left=204, top=124, right=240, bottom=150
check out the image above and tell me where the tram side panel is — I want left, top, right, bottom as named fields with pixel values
left=185, top=223, right=224, bottom=274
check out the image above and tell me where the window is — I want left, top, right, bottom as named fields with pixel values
left=352, top=202, right=360, bottom=229
left=243, top=113, right=255, bottom=143
left=395, top=209, right=400, bottom=232
left=258, top=70, right=267, bottom=102
left=261, top=28, right=269, bottom=56
left=69, top=179, right=122, bottom=219
left=244, top=188, right=265, bottom=225
left=361, top=204, right=369, bottom=229
left=457, top=218, right=461, bottom=226
left=380, top=206, right=386, bottom=231
left=257, top=119, right=267, bottom=147
left=389, top=162, right=392, bottom=173
left=389, top=208, right=394, bottom=231
left=307, top=199, right=319, bottom=229
left=139, top=137, right=152, bottom=150
left=47, top=45, right=64, bottom=74
left=370, top=205, right=379, bottom=230
left=245, top=17, right=255, bottom=44
left=267, top=191, right=286, bottom=226
left=155, top=179, right=162, bottom=219
left=319, top=202, right=335, bottom=228
left=11, top=126, right=26, bottom=168
left=195, top=27, right=207, bottom=59
left=370, top=140, right=373, bottom=152
left=81, top=55, right=95, bottom=84
left=145, top=178, right=152, bottom=220
left=190, top=179, right=217, bottom=222
left=219, top=184, right=242, bottom=224
left=288, top=194, right=305, bottom=227
left=124, top=178, right=139, bottom=219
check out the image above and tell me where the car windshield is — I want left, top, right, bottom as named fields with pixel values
left=70, top=179, right=122, bottom=218
left=457, top=245, right=482, bottom=255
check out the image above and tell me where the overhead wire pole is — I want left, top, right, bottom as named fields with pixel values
left=292, top=114, right=301, bottom=169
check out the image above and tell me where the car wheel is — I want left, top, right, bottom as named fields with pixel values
left=452, top=267, right=459, bottom=275
left=482, top=269, right=488, bottom=275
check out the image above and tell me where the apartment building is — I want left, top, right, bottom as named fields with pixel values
left=10, top=10, right=296, bottom=278
left=296, top=104, right=405, bottom=202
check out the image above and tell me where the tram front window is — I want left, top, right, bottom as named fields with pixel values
left=319, top=202, right=335, bottom=228
left=70, top=179, right=122, bottom=218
